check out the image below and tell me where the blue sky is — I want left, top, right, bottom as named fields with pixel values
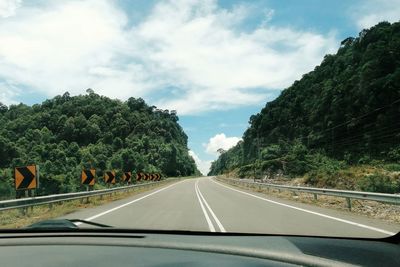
left=0, top=0, right=399, bottom=174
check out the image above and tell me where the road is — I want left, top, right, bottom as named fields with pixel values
left=62, top=177, right=399, bottom=238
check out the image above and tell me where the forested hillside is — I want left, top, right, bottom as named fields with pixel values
left=209, top=22, right=400, bottom=193
left=0, top=89, right=199, bottom=198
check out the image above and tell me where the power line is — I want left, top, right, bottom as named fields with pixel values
left=329, top=124, right=400, bottom=145
left=319, top=97, right=400, bottom=133
left=252, top=97, right=400, bottom=154
left=321, top=129, right=400, bottom=151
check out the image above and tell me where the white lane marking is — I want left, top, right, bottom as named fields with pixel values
left=196, top=180, right=226, bottom=232
left=76, top=180, right=187, bottom=225
left=211, top=178, right=396, bottom=236
left=195, top=179, right=216, bottom=232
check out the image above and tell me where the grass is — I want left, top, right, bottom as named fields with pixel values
left=0, top=179, right=178, bottom=229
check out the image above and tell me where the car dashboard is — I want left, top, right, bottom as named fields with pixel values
left=0, top=229, right=399, bottom=267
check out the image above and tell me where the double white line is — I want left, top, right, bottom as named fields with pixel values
left=195, top=180, right=226, bottom=232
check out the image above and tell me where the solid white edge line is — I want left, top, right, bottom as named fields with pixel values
left=196, top=181, right=226, bottom=232
left=211, top=178, right=396, bottom=236
left=195, top=180, right=216, bottom=232
left=75, top=179, right=187, bottom=225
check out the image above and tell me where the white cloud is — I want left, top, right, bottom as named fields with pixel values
left=0, top=0, right=21, bottom=18
left=139, top=1, right=337, bottom=113
left=0, top=81, right=19, bottom=104
left=189, top=150, right=211, bottom=175
left=0, top=0, right=151, bottom=103
left=353, top=0, right=400, bottom=29
left=205, top=133, right=241, bottom=156
left=0, top=0, right=338, bottom=113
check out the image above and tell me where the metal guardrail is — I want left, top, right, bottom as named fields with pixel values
left=0, top=179, right=177, bottom=212
left=217, top=177, right=400, bottom=210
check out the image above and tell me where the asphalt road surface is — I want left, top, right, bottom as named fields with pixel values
left=62, top=177, right=399, bottom=238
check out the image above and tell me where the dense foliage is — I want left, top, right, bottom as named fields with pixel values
left=209, top=22, right=400, bottom=188
left=0, top=90, right=199, bottom=198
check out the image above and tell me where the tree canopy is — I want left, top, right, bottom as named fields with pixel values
left=0, top=91, right=199, bottom=198
left=209, top=22, right=400, bottom=178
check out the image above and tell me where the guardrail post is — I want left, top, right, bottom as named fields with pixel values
left=20, top=207, right=26, bottom=216
left=49, top=203, right=53, bottom=210
left=314, top=193, right=317, bottom=200
left=346, top=197, right=352, bottom=211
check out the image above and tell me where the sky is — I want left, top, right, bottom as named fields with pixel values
left=0, top=0, right=399, bottom=175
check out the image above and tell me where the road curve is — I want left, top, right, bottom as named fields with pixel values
left=62, top=177, right=399, bottom=238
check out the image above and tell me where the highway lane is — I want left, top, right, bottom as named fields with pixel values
left=63, top=179, right=210, bottom=231
left=62, top=177, right=399, bottom=238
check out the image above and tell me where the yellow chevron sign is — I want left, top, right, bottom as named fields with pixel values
left=15, top=165, right=37, bottom=190
left=81, top=169, right=96, bottom=185
left=104, top=171, right=116, bottom=184
left=123, top=172, right=131, bottom=182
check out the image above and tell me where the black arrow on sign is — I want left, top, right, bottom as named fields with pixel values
left=17, top=167, right=35, bottom=189
left=106, top=172, right=114, bottom=183
left=83, top=170, right=94, bottom=184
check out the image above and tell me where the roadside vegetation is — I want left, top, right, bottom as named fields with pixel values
left=0, top=91, right=200, bottom=199
left=209, top=22, right=400, bottom=193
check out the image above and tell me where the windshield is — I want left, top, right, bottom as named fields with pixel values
left=0, top=0, right=399, bottom=238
